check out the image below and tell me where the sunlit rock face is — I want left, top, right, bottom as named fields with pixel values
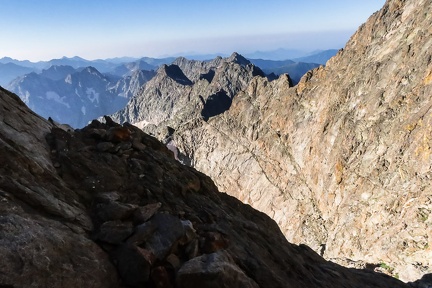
left=110, top=0, right=432, bottom=282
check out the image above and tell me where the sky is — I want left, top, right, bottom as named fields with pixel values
left=1, top=0, right=386, bottom=61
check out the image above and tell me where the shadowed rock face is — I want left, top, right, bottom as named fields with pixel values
left=0, top=88, right=118, bottom=287
left=0, top=87, right=414, bottom=287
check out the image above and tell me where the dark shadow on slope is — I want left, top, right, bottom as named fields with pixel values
left=200, top=90, right=232, bottom=121
left=199, top=70, right=215, bottom=83
left=164, top=64, right=193, bottom=85
left=408, top=273, right=432, bottom=287
left=250, top=64, right=266, bottom=77
left=266, top=72, right=279, bottom=81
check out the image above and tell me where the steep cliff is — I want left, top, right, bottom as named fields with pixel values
left=0, top=87, right=417, bottom=287
left=121, top=0, right=432, bottom=281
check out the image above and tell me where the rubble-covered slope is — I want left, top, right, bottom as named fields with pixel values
left=0, top=87, right=416, bottom=287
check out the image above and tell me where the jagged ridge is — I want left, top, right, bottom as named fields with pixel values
left=108, top=52, right=270, bottom=129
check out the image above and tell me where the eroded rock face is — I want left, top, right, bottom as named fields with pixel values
left=0, top=87, right=413, bottom=287
left=159, top=0, right=432, bottom=281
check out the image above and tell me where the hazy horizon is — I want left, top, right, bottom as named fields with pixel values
left=1, top=1, right=385, bottom=62
left=0, top=46, right=340, bottom=63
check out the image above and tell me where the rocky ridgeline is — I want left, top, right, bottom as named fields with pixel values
left=0, top=87, right=419, bottom=287
left=109, top=52, right=269, bottom=129
left=108, top=0, right=432, bottom=282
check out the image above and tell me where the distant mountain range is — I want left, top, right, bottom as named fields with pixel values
left=7, top=65, right=155, bottom=128
left=248, top=59, right=320, bottom=83
left=0, top=49, right=338, bottom=84
left=0, top=56, right=174, bottom=86
left=293, top=49, right=339, bottom=64
left=164, top=49, right=339, bottom=63
left=243, top=48, right=307, bottom=61
left=0, top=55, right=175, bottom=72
left=0, top=62, right=35, bottom=86
left=1, top=49, right=338, bottom=127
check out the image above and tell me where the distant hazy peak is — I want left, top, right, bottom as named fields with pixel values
left=82, top=66, right=105, bottom=77
left=172, top=57, right=201, bottom=67
left=60, top=56, right=87, bottom=61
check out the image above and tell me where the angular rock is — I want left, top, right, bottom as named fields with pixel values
left=93, top=191, right=121, bottom=203
left=0, top=206, right=118, bottom=288
left=151, top=265, right=175, bottom=288
left=107, top=126, right=132, bottom=143
left=94, top=201, right=137, bottom=223
left=87, top=128, right=107, bottom=140
left=144, top=213, right=186, bottom=260
left=93, top=220, right=134, bottom=244
left=166, top=253, right=181, bottom=271
left=132, top=202, right=162, bottom=225
left=176, top=251, right=259, bottom=288
left=200, top=231, right=229, bottom=253
left=0, top=87, right=117, bottom=287
left=180, top=219, right=197, bottom=244
left=112, top=243, right=153, bottom=286
left=127, top=221, right=157, bottom=246
left=96, top=141, right=114, bottom=152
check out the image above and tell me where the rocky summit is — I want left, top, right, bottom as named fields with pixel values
left=0, top=86, right=419, bottom=287
left=108, top=0, right=432, bottom=282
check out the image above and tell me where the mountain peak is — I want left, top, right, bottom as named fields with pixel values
left=82, top=66, right=104, bottom=78
left=61, top=56, right=86, bottom=61
left=159, top=64, right=192, bottom=85
left=0, top=56, right=15, bottom=62
left=227, top=52, right=250, bottom=66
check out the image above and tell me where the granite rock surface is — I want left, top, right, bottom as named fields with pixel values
left=111, top=0, right=432, bottom=281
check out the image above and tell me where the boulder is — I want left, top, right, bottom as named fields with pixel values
left=177, top=251, right=259, bottom=288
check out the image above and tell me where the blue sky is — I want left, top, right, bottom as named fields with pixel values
left=1, top=0, right=385, bottom=61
